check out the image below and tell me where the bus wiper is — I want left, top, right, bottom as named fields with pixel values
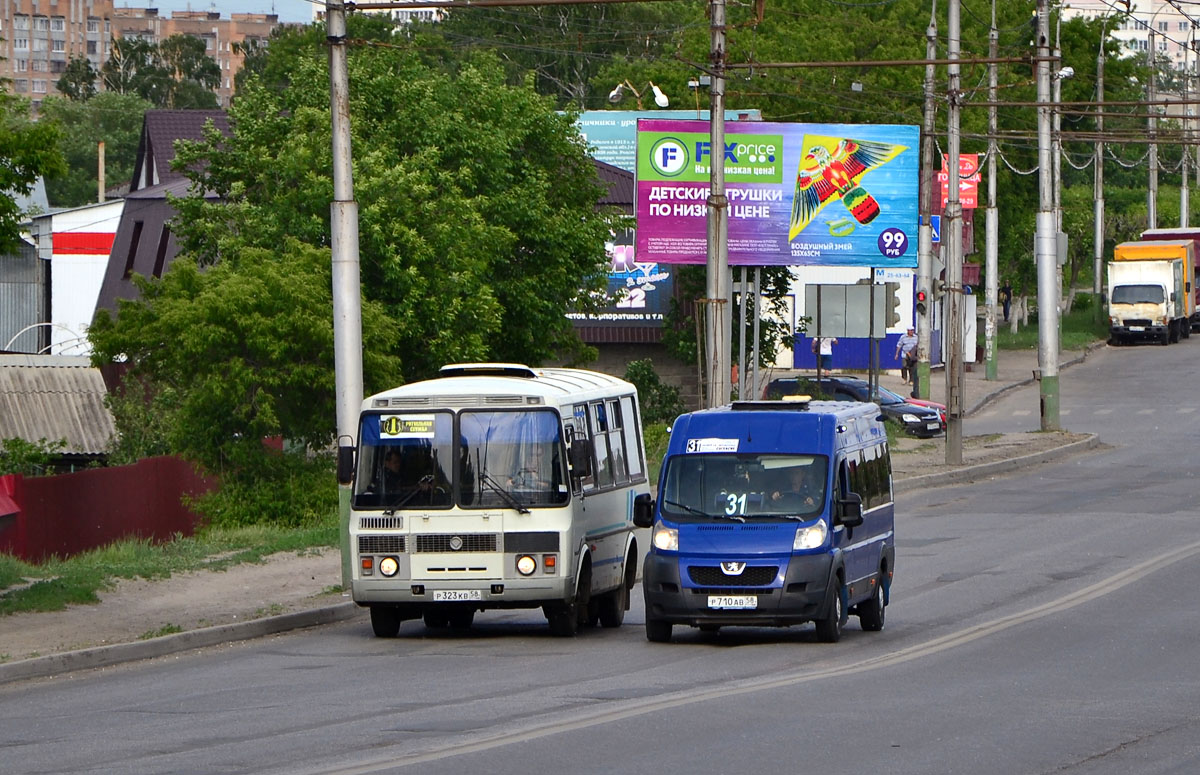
left=480, top=471, right=530, bottom=514
left=382, top=475, right=434, bottom=515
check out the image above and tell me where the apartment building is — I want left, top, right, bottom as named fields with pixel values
left=0, top=1, right=279, bottom=109
left=1064, top=1, right=1197, bottom=72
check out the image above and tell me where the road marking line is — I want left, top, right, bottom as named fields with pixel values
left=1012, top=410, right=1031, bottom=416
left=1095, top=408, right=1113, bottom=415
left=305, top=539, right=1200, bottom=774
left=1179, top=407, right=1196, bottom=414
left=1136, top=409, right=1155, bottom=415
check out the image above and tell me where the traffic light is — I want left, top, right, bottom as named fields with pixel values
left=932, top=277, right=947, bottom=300
left=916, top=287, right=929, bottom=316
left=886, top=281, right=901, bottom=326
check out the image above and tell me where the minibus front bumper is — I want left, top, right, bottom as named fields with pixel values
left=641, top=552, right=836, bottom=627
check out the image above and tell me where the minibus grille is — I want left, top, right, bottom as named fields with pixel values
left=688, top=565, right=779, bottom=587
left=415, top=534, right=498, bottom=553
left=359, top=535, right=406, bottom=554
left=359, top=516, right=404, bottom=530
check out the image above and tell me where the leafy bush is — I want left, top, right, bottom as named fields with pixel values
left=190, top=451, right=338, bottom=529
left=624, top=359, right=685, bottom=426
left=0, top=437, right=67, bottom=476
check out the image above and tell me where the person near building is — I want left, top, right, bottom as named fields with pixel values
left=895, top=327, right=919, bottom=384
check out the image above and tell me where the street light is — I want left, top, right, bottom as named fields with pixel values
left=608, top=80, right=669, bottom=109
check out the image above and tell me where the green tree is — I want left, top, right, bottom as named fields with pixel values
left=101, top=35, right=219, bottom=109
left=56, top=56, right=98, bottom=102
left=170, top=23, right=617, bottom=382
left=0, top=94, right=66, bottom=252
left=89, top=240, right=402, bottom=473
left=39, top=92, right=152, bottom=207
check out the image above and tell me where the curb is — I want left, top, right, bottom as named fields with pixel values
left=893, top=432, right=1102, bottom=494
left=0, top=601, right=363, bottom=686
left=965, top=341, right=1104, bottom=418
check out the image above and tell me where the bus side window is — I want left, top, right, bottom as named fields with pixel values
left=620, top=395, right=645, bottom=481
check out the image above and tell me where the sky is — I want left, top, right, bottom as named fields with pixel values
left=113, top=1, right=317, bottom=25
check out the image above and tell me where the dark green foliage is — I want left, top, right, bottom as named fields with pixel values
left=624, top=359, right=684, bottom=425
left=0, top=438, right=67, bottom=476
left=56, top=57, right=98, bottom=101
left=101, top=35, right=219, bottom=108
left=0, top=95, right=66, bottom=251
left=39, top=92, right=152, bottom=207
left=189, top=452, right=338, bottom=529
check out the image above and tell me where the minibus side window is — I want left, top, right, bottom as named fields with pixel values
left=619, top=395, right=645, bottom=481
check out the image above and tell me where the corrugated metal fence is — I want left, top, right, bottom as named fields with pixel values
left=0, top=456, right=214, bottom=563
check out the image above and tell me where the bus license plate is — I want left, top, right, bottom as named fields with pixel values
left=1129, top=326, right=1145, bottom=332
left=433, top=590, right=482, bottom=602
left=708, top=595, right=757, bottom=610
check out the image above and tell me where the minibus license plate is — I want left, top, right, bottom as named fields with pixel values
left=1129, top=326, right=1145, bottom=332
left=708, top=595, right=757, bottom=609
left=434, top=590, right=482, bottom=602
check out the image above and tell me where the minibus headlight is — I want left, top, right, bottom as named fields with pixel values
left=652, top=523, right=679, bottom=552
left=516, top=555, right=537, bottom=576
left=379, top=556, right=400, bottom=577
left=793, top=521, right=828, bottom=551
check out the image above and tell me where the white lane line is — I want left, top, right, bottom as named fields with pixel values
left=1179, top=407, right=1197, bottom=414
left=1095, top=408, right=1114, bottom=415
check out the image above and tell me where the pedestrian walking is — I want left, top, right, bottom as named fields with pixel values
left=895, top=326, right=918, bottom=384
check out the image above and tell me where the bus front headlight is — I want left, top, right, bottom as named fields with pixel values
left=379, top=556, right=400, bottom=577
left=793, top=521, right=828, bottom=551
left=652, top=523, right=679, bottom=552
left=516, top=555, right=537, bottom=576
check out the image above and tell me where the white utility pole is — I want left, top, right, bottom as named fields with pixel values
left=1149, top=28, right=1159, bottom=229
left=705, top=0, right=731, bottom=408
left=917, top=1, right=937, bottom=401
left=328, top=0, right=365, bottom=588
left=1035, top=0, right=1060, bottom=430
left=1094, top=43, right=1105, bottom=326
left=945, top=0, right=964, bottom=464
left=984, top=2, right=998, bottom=381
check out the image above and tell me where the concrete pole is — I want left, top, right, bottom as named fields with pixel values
left=945, top=0, right=964, bottom=464
left=328, top=1, right=365, bottom=589
left=1053, top=40, right=1064, bottom=322
left=751, top=267, right=762, bottom=400
left=1149, top=29, right=1158, bottom=230
left=1036, top=0, right=1060, bottom=431
left=1183, top=43, right=1190, bottom=229
left=705, top=0, right=731, bottom=408
left=738, top=268, right=747, bottom=399
left=98, top=141, right=106, bottom=203
left=984, top=5, right=998, bottom=381
left=1094, top=47, right=1106, bottom=327
left=917, top=1, right=937, bottom=402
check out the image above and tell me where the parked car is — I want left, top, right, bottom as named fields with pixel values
left=763, top=375, right=944, bottom=437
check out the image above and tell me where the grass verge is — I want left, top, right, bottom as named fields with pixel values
left=0, top=521, right=338, bottom=617
left=991, top=302, right=1108, bottom=352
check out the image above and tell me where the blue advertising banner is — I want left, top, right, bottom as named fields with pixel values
left=635, top=120, right=920, bottom=267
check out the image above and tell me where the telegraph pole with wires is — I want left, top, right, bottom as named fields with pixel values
left=1035, top=0, right=1060, bottom=431
left=917, top=1, right=937, bottom=403
left=984, top=1, right=999, bottom=381
left=945, top=0, right=965, bottom=464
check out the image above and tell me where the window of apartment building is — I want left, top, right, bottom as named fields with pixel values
left=1159, top=39, right=1168, bottom=51
left=87, top=20, right=99, bottom=33
left=1181, top=22, right=1190, bottom=32
left=32, top=60, right=46, bottom=72
left=51, top=60, right=65, bottom=74
left=51, top=17, right=65, bottom=32
left=35, top=17, right=49, bottom=31
left=14, top=79, right=28, bottom=93
left=15, top=15, right=30, bottom=30
left=14, top=38, right=29, bottom=51
left=52, top=39, right=65, bottom=52
left=87, top=40, right=97, bottom=54
left=1159, top=21, right=1168, bottom=32
left=205, top=36, right=214, bottom=50
left=16, top=59, right=28, bottom=72
left=33, top=80, right=46, bottom=94
left=34, top=38, right=47, bottom=52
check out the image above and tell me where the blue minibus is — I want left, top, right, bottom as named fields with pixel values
left=632, top=398, right=895, bottom=642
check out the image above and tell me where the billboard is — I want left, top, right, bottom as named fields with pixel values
left=635, top=120, right=920, bottom=267
left=575, top=109, right=762, bottom=172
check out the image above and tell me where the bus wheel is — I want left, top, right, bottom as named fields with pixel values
left=645, top=617, right=672, bottom=643
left=597, top=550, right=635, bottom=628
left=546, top=602, right=578, bottom=637
left=448, top=609, right=474, bottom=629
left=814, top=578, right=845, bottom=643
left=370, top=605, right=402, bottom=638
left=858, top=579, right=886, bottom=632
left=423, top=610, right=450, bottom=629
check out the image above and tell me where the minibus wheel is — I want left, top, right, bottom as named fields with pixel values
left=448, top=609, right=475, bottom=629
left=815, top=578, right=845, bottom=643
left=597, top=549, right=635, bottom=628
left=423, top=610, right=450, bottom=629
left=858, top=580, right=885, bottom=632
left=370, top=605, right=402, bottom=638
left=645, top=617, right=672, bottom=643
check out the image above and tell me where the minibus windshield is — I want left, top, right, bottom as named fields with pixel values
left=660, top=454, right=829, bottom=520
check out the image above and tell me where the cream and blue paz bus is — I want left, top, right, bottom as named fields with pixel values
left=635, top=398, right=895, bottom=643
left=350, top=364, right=651, bottom=637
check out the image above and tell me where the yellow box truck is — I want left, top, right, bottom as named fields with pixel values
left=1108, top=240, right=1194, bottom=345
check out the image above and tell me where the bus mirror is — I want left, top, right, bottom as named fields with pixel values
left=569, top=438, right=593, bottom=478
left=633, top=493, right=655, bottom=528
left=337, top=445, right=355, bottom=485
left=837, top=492, right=864, bottom=527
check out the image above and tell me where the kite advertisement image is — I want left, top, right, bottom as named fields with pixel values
left=635, top=119, right=920, bottom=267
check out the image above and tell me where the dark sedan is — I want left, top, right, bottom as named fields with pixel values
left=763, top=375, right=944, bottom=437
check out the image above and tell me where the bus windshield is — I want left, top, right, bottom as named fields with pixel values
left=353, top=409, right=569, bottom=511
left=460, top=409, right=568, bottom=508
left=660, top=454, right=828, bottom=521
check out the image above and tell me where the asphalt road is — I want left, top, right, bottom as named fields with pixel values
left=3, top=342, right=1199, bottom=774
